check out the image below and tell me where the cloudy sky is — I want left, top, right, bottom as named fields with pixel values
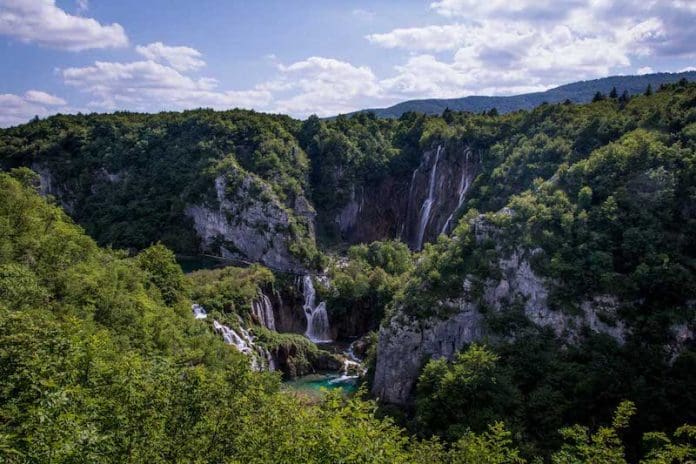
left=1, top=0, right=695, bottom=126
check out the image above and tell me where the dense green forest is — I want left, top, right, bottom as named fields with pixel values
left=1, top=81, right=695, bottom=462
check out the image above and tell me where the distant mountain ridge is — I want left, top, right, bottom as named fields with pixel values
left=348, top=71, right=696, bottom=118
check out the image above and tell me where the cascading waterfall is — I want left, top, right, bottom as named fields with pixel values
left=252, top=293, right=275, bottom=330
left=192, top=303, right=208, bottom=319
left=302, top=275, right=332, bottom=343
left=213, top=320, right=254, bottom=355
left=191, top=302, right=274, bottom=371
left=415, top=145, right=442, bottom=250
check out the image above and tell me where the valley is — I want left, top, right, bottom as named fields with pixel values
left=1, top=78, right=695, bottom=462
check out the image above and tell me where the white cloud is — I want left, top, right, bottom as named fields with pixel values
left=380, top=54, right=549, bottom=99
left=61, top=59, right=271, bottom=112
left=24, top=90, right=67, bottom=105
left=429, top=0, right=580, bottom=19
left=0, top=90, right=69, bottom=127
left=364, top=0, right=691, bottom=99
left=367, top=24, right=472, bottom=52
left=269, top=57, right=385, bottom=116
left=0, top=0, right=128, bottom=51
left=135, top=42, right=206, bottom=72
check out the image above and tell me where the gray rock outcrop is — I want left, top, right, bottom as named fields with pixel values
left=185, top=173, right=312, bottom=272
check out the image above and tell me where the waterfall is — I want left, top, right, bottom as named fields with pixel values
left=192, top=303, right=208, bottom=319
left=329, top=359, right=363, bottom=385
left=193, top=303, right=274, bottom=371
left=415, top=145, right=442, bottom=250
left=440, top=148, right=473, bottom=236
left=212, top=319, right=276, bottom=371
left=302, top=275, right=332, bottom=343
left=252, top=293, right=275, bottom=330
left=213, top=320, right=254, bottom=355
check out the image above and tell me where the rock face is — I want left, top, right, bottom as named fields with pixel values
left=32, top=163, right=76, bottom=214
left=185, top=173, right=312, bottom=272
left=373, top=304, right=486, bottom=404
left=372, top=214, right=629, bottom=405
left=333, top=143, right=479, bottom=249
left=401, top=144, right=478, bottom=250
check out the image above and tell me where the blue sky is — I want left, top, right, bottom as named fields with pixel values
left=1, top=0, right=695, bottom=126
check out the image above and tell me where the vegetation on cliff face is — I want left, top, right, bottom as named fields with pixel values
left=0, top=109, right=318, bottom=264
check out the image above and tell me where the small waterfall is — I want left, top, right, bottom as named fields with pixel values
left=329, top=359, right=363, bottom=385
left=252, top=293, right=275, bottom=331
left=193, top=303, right=274, bottom=371
left=213, top=320, right=254, bottom=355
left=302, top=275, right=332, bottom=343
left=212, top=319, right=277, bottom=371
left=415, top=145, right=442, bottom=250
left=192, top=303, right=208, bottom=319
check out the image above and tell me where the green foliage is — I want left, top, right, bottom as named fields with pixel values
left=0, top=109, right=309, bottom=257
left=187, top=264, right=274, bottom=321
left=324, top=241, right=412, bottom=335
left=415, top=345, right=521, bottom=440
left=136, top=243, right=188, bottom=305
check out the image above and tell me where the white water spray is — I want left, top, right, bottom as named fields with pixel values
left=302, top=275, right=332, bottom=343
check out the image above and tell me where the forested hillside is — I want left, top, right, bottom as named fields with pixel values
left=1, top=80, right=695, bottom=462
left=350, top=70, right=696, bottom=118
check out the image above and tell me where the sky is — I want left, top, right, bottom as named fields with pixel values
left=0, top=0, right=695, bottom=127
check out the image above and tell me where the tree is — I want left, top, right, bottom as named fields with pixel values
left=136, top=243, right=188, bottom=305
left=645, top=84, right=653, bottom=96
left=618, top=90, right=630, bottom=104
left=609, top=87, right=618, bottom=99
left=593, top=91, right=606, bottom=102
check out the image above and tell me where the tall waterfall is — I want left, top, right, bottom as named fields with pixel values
left=252, top=293, right=275, bottom=330
left=302, top=275, right=332, bottom=343
left=415, top=145, right=442, bottom=250
left=440, top=148, right=472, bottom=235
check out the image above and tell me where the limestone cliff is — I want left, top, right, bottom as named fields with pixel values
left=372, top=213, right=631, bottom=404
left=185, top=171, right=314, bottom=273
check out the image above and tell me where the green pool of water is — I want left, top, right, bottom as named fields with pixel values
left=283, top=373, right=358, bottom=400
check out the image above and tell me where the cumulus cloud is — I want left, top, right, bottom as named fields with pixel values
left=61, top=59, right=270, bottom=112
left=268, top=57, right=385, bottom=116
left=0, top=90, right=68, bottom=127
left=365, top=0, right=694, bottom=99
left=135, top=42, right=206, bottom=72
left=0, top=0, right=128, bottom=51
left=24, top=90, right=67, bottom=105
